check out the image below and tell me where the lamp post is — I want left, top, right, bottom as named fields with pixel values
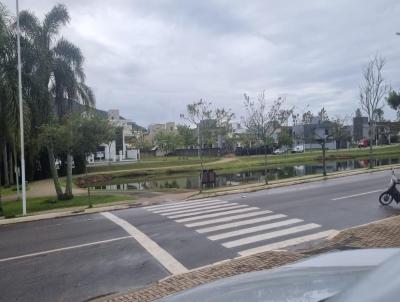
left=16, top=0, right=27, bottom=215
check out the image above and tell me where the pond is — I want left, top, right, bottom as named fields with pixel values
left=90, top=157, right=400, bottom=192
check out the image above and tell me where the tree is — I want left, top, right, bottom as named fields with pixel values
left=180, top=100, right=213, bottom=173
left=373, top=108, right=385, bottom=122
left=215, top=108, right=235, bottom=150
left=242, top=91, right=292, bottom=184
left=127, top=132, right=151, bottom=153
left=73, top=113, right=115, bottom=207
left=154, top=130, right=179, bottom=154
left=359, top=54, right=389, bottom=169
left=355, top=108, right=362, bottom=117
left=18, top=4, right=94, bottom=199
left=176, top=125, right=196, bottom=149
left=387, top=90, right=400, bottom=120
left=37, top=122, right=65, bottom=198
left=0, top=4, right=19, bottom=189
left=302, top=110, right=313, bottom=124
left=331, top=116, right=351, bottom=149
left=278, top=129, right=293, bottom=152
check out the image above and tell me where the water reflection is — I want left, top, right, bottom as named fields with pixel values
left=91, top=158, right=399, bottom=191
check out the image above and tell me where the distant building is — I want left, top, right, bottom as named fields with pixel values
left=88, top=109, right=141, bottom=163
left=148, top=122, right=176, bottom=134
left=292, top=116, right=338, bottom=150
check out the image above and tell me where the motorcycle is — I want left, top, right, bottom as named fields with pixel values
left=379, top=170, right=400, bottom=206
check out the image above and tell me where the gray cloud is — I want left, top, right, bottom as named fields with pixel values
left=4, top=0, right=400, bottom=126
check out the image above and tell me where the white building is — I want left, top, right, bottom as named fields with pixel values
left=87, top=109, right=141, bottom=163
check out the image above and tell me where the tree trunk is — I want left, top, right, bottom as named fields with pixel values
left=85, top=158, right=92, bottom=208
left=322, top=142, right=327, bottom=177
left=13, top=142, right=19, bottom=200
left=47, top=144, right=64, bottom=200
left=0, top=169, right=4, bottom=217
left=8, top=145, right=14, bottom=185
left=264, top=144, right=268, bottom=185
left=369, top=122, right=373, bottom=169
left=0, top=165, right=3, bottom=216
left=2, top=143, right=10, bottom=187
left=64, top=152, right=74, bottom=199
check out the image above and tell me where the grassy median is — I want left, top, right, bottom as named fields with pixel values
left=1, top=194, right=134, bottom=218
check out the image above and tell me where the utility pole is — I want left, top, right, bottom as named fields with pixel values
left=16, top=0, right=27, bottom=215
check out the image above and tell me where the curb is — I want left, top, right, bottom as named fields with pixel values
left=187, top=164, right=400, bottom=200
left=0, top=202, right=136, bottom=226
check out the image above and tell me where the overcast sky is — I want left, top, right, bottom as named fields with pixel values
left=3, top=0, right=400, bottom=126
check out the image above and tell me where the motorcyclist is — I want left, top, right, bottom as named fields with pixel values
left=390, top=169, right=400, bottom=186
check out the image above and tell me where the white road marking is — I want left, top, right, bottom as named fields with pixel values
left=159, top=203, right=237, bottom=216
left=144, top=199, right=220, bottom=210
left=185, top=210, right=274, bottom=227
left=0, top=236, right=132, bottom=263
left=167, top=205, right=248, bottom=219
left=223, top=223, right=321, bottom=248
left=176, top=207, right=260, bottom=223
left=331, top=189, right=382, bottom=200
left=238, top=230, right=339, bottom=256
left=196, top=214, right=287, bottom=234
left=208, top=219, right=303, bottom=241
left=102, top=212, right=187, bottom=275
left=151, top=201, right=228, bottom=213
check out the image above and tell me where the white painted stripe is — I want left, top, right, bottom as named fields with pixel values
left=152, top=201, right=228, bottom=213
left=185, top=210, right=274, bottom=227
left=176, top=207, right=260, bottom=223
left=102, top=212, right=187, bottom=275
left=331, top=189, right=381, bottom=201
left=223, top=223, right=321, bottom=248
left=208, top=219, right=303, bottom=241
left=196, top=214, right=287, bottom=233
left=238, top=230, right=339, bottom=256
left=159, top=203, right=236, bottom=216
left=145, top=199, right=220, bottom=210
left=167, top=205, right=247, bottom=219
left=0, top=236, right=132, bottom=263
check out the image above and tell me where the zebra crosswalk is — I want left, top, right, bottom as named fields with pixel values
left=145, top=199, right=338, bottom=256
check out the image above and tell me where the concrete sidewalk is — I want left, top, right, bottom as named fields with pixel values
left=96, top=214, right=400, bottom=302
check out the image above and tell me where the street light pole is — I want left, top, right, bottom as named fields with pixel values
left=16, top=0, right=27, bottom=215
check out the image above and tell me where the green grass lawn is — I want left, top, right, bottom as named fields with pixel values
left=0, top=185, right=30, bottom=197
left=1, top=194, right=134, bottom=218
left=87, top=156, right=219, bottom=173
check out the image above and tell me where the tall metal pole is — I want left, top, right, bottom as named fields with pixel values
left=16, top=0, right=27, bottom=215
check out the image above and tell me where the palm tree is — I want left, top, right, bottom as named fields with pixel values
left=0, top=4, right=19, bottom=189
left=18, top=4, right=94, bottom=200
left=51, top=39, right=95, bottom=198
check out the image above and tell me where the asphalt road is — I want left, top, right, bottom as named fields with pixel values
left=1, top=170, right=399, bottom=302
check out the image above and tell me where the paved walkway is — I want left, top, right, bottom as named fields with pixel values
left=3, top=179, right=87, bottom=201
left=97, top=214, right=400, bottom=302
